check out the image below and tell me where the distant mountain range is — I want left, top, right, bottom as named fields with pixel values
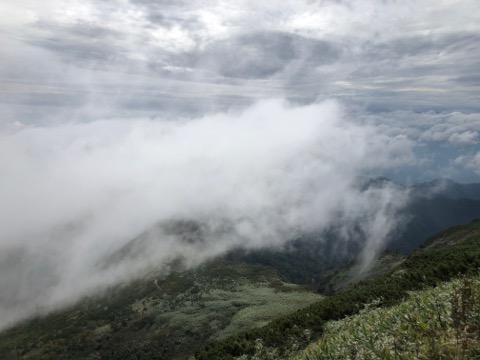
left=2, top=178, right=480, bottom=359
left=391, top=178, right=480, bottom=253
left=97, top=177, right=480, bottom=285
left=232, top=178, right=480, bottom=285
left=410, top=178, right=480, bottom=200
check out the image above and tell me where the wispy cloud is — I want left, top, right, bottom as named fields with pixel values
left=1, top=0, right=479, bottom=123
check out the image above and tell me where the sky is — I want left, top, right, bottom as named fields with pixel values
left=1, top=0, right=480, bottom=182
left=0, top=0, right=480, bottom=328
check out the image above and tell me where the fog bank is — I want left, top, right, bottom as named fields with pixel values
left=0, top=99, right=411, bottom=329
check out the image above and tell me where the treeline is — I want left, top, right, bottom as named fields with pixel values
left=196, top=220, right=480, bottom=359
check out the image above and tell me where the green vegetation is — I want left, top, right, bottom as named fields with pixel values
left=196, top=220, right=480, bottom=359
left=294, top=275, right=480, bottom=359
left=3, top=220, right=480, bottom=359
left=316, top=251, right=405, bottom=295
left=0, top=261, right=321, bottom=360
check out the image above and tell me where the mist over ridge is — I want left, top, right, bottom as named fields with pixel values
left=0, top=99, right=412, bottom=329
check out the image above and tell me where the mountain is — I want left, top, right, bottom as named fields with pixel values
left=411, top=178, right=480, bottom=200
left=86, top=178, right=480, bottom=302
left=2, top=179, right=480, bottom=359
left=196, top=219, right=480, bottom=359
left=390, top=196, right=480, bottom=253
left=226, top=179, right=480, bottom=289
left=295, top=272, right=480, bottom=359
left=0, top=260, right=321, bottom=360
left=3, top=219, right=480, bottom=359
left=390, top=179, right=480, bottom=253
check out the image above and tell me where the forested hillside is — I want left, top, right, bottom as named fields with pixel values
left=2, top=213, right=480, bottom=359
left=196, top=220, right=480, bottom=359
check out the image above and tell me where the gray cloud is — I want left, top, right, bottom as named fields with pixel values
left=360, top=32, right=479, bottom=60
left=191, top=32, right=341, bottom=80
left=455, top=75, right=480, bottom=86
left=2, top=0, right=479, bottom=122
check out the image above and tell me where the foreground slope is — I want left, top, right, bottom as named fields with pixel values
left=295, top=274, right=480, bottom=359
left=0, top=261, right=322, bottom=360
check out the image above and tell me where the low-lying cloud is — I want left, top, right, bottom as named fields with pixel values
left=0, top=99, right=410, bottom=329
left=355, top=110, right=480, bottom=182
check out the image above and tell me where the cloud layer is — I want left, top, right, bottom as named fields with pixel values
left=1, top=0, right=479, bottom=124
left=2, top=0, right=479, bottom=181
left=0, top=99, right=410, bottom=329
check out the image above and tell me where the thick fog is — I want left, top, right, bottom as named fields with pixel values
left=0, top=99, right=411, bottom=328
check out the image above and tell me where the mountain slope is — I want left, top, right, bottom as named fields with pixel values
left=230, top=179, right=480, bottom=289
left=0, top=261, right=322, bottom=360
left=390, top=196, right=480, bottom=253
left=2, top=181, right=480, bottom=359
left=295, top=274, right=480, bottom=359
left=196, top=219, right=480, bottom=359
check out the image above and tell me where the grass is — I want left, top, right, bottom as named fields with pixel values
left=294, top=275, right=480, bottom=359
left=0, top=260, right=322, bottom=360
left=216, top=288, right=321, bottom=339
left=316, top=251, right=405, bottom=295
left=195, top=220, right=480, bottom=360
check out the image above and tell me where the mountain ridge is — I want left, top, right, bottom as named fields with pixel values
left=2, top=178, right=480, bottom=359
left=196, top=219, right=480, bottom=359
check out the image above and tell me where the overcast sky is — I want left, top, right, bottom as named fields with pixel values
left=1, top=0, right=480, bottom=182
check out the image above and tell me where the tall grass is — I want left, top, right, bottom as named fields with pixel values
left=294, top=275, right=480, bottom=360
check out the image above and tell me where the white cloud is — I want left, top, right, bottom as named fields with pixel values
left=456, top=152, right=480, bottom=175
left=472, top=153, right=480, bottom=173
left=2, top=0, right=479, bottom=120
left=448, top=130, right=479, bottom=145
left=0, top=99, right=410, bottom=328
left=358, top=110, right=480, bottom=145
